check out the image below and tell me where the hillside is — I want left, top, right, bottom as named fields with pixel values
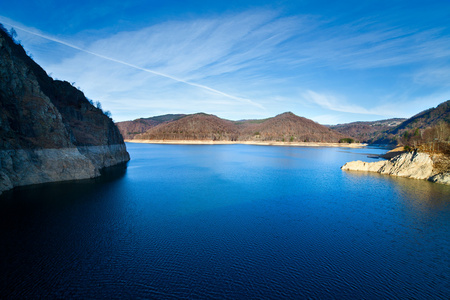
left=372, top=100, right=450, bottom=145
left=392, top=100, right=450, bottom=133
left=129, top=112, right=347, bottom=143
left=116, top=114, right=186, bottom=139
left=0, top=25, right=130, bottom=195
left=330, top=118, right=406, bottom=142
left=237, top=112, right=345, bottom=142
left=136, top=113, right=240, bottom=141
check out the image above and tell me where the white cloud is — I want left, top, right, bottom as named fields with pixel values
left=2, top=9, right=450, bottom=122
left=413, top=66, right=450, bottom=87
left=303, top=89, right=450, bottom=123
left=302, top=90, right=373, bottom=115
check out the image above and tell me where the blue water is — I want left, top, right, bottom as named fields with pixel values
left=1, top=143, right=449, bottom=299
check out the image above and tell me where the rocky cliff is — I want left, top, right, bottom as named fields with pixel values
left=0, top=25, right=130, bottom=195
left=341, top=151, right=450, bottom=185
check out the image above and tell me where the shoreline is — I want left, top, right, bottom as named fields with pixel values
left=126, top=139, right=368, bottom=148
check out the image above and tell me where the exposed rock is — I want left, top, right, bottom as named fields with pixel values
left=0, top=25, right=130, bottom=196
left=341, top=151, right=449, bottom=184
left=341, top=160, right=387, bottom=173
left=428, top=172, right=450, bottom=185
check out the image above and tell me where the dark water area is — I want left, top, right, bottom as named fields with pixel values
left=1, top=143, right=449, bottom=299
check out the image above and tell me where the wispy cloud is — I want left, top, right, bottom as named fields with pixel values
left=1, top=19, right=264, bottom=109
left=302, top=90, right=373, bottom=115
left=2, top=7, right=450, bottom=123
left=303, top=89, right=450, bottom=121
left=285, top=18, right=450, bottom=70
left=413, top=66, right=450, bottom=87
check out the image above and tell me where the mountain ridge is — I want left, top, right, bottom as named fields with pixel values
left=119, top=100, right=450, bottom=146
left=121, top=111, right=348, bottom=143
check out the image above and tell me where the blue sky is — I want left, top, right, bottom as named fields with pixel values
left=1, top=0, right=450, bottom=124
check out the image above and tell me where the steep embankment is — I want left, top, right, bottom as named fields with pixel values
left=341, top=151, right=450, bottom=185
left=0, top=25, right=130, bottom=195
left=129, top=112, right=348, bottom=143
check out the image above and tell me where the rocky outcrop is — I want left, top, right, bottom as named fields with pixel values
left=341, top=151, right=450, bottom=184
left=429, top=172, right=450, bottom=185
left=0, top=25, right=130, bottom=196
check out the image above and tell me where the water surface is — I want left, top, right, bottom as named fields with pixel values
left=1, top=143, right=449, bottom=298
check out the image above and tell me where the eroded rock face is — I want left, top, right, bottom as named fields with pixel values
left=428, top=172, right=450, bottom=185
left=341, top=151, right=449, bottom=184
left=341, top=160, right=387, bottom=173
left=0, top=27, right=130, bottom=195
left=378, top=152, right=434, bottom=179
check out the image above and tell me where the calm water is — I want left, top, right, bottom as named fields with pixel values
left=1, top=143, right=449, bottom=299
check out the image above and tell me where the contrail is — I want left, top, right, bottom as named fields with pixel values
left=5, top=22, right=264, bottom=109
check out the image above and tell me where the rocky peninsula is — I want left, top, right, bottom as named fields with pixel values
left=341, top=151, right=450, bottom=185
left=0, top=26, right=130, bottom=196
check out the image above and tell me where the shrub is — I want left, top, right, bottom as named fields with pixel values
left=339, top=138, right=354, bottom=143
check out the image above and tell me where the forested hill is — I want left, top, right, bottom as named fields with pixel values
left=116, top=114, right=186, bottom=140
left=123, top=112, right=348, bottom=143
left=371, top=100, right=450, bottom=145
left=388, top=100, right=449, bottom=135
left=330, top=118, right=405, bottom=143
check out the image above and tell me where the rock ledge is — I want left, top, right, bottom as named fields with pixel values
left=341, top=151, right=450, bottom=185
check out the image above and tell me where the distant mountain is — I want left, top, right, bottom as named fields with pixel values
left=372, top=100, right=450, bottom=144
left=119, top=101, right=450, bottom=146
left=136, top=113, right=239, bottom=141
left=237, top=112, right=345, bottom=142
left=330, top=118, right=406, bottom=142
left=125, top=112, right=347, bottom=143
left=388, top=100, right=449, bottom=134
left=116, top=114, right=186, bottom=139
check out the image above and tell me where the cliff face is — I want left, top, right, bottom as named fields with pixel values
left=0, top=26, right=130, bottom=195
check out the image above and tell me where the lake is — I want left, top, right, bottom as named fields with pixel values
left=1, top=143, right=449, bottom=299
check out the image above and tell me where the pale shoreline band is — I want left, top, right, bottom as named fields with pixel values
left=126, top=139, right=368, bottom=148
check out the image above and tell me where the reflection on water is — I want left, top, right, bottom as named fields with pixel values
left=344, top=171, right=450, bottom=214
left=0, top=143, right=449, bottom=299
